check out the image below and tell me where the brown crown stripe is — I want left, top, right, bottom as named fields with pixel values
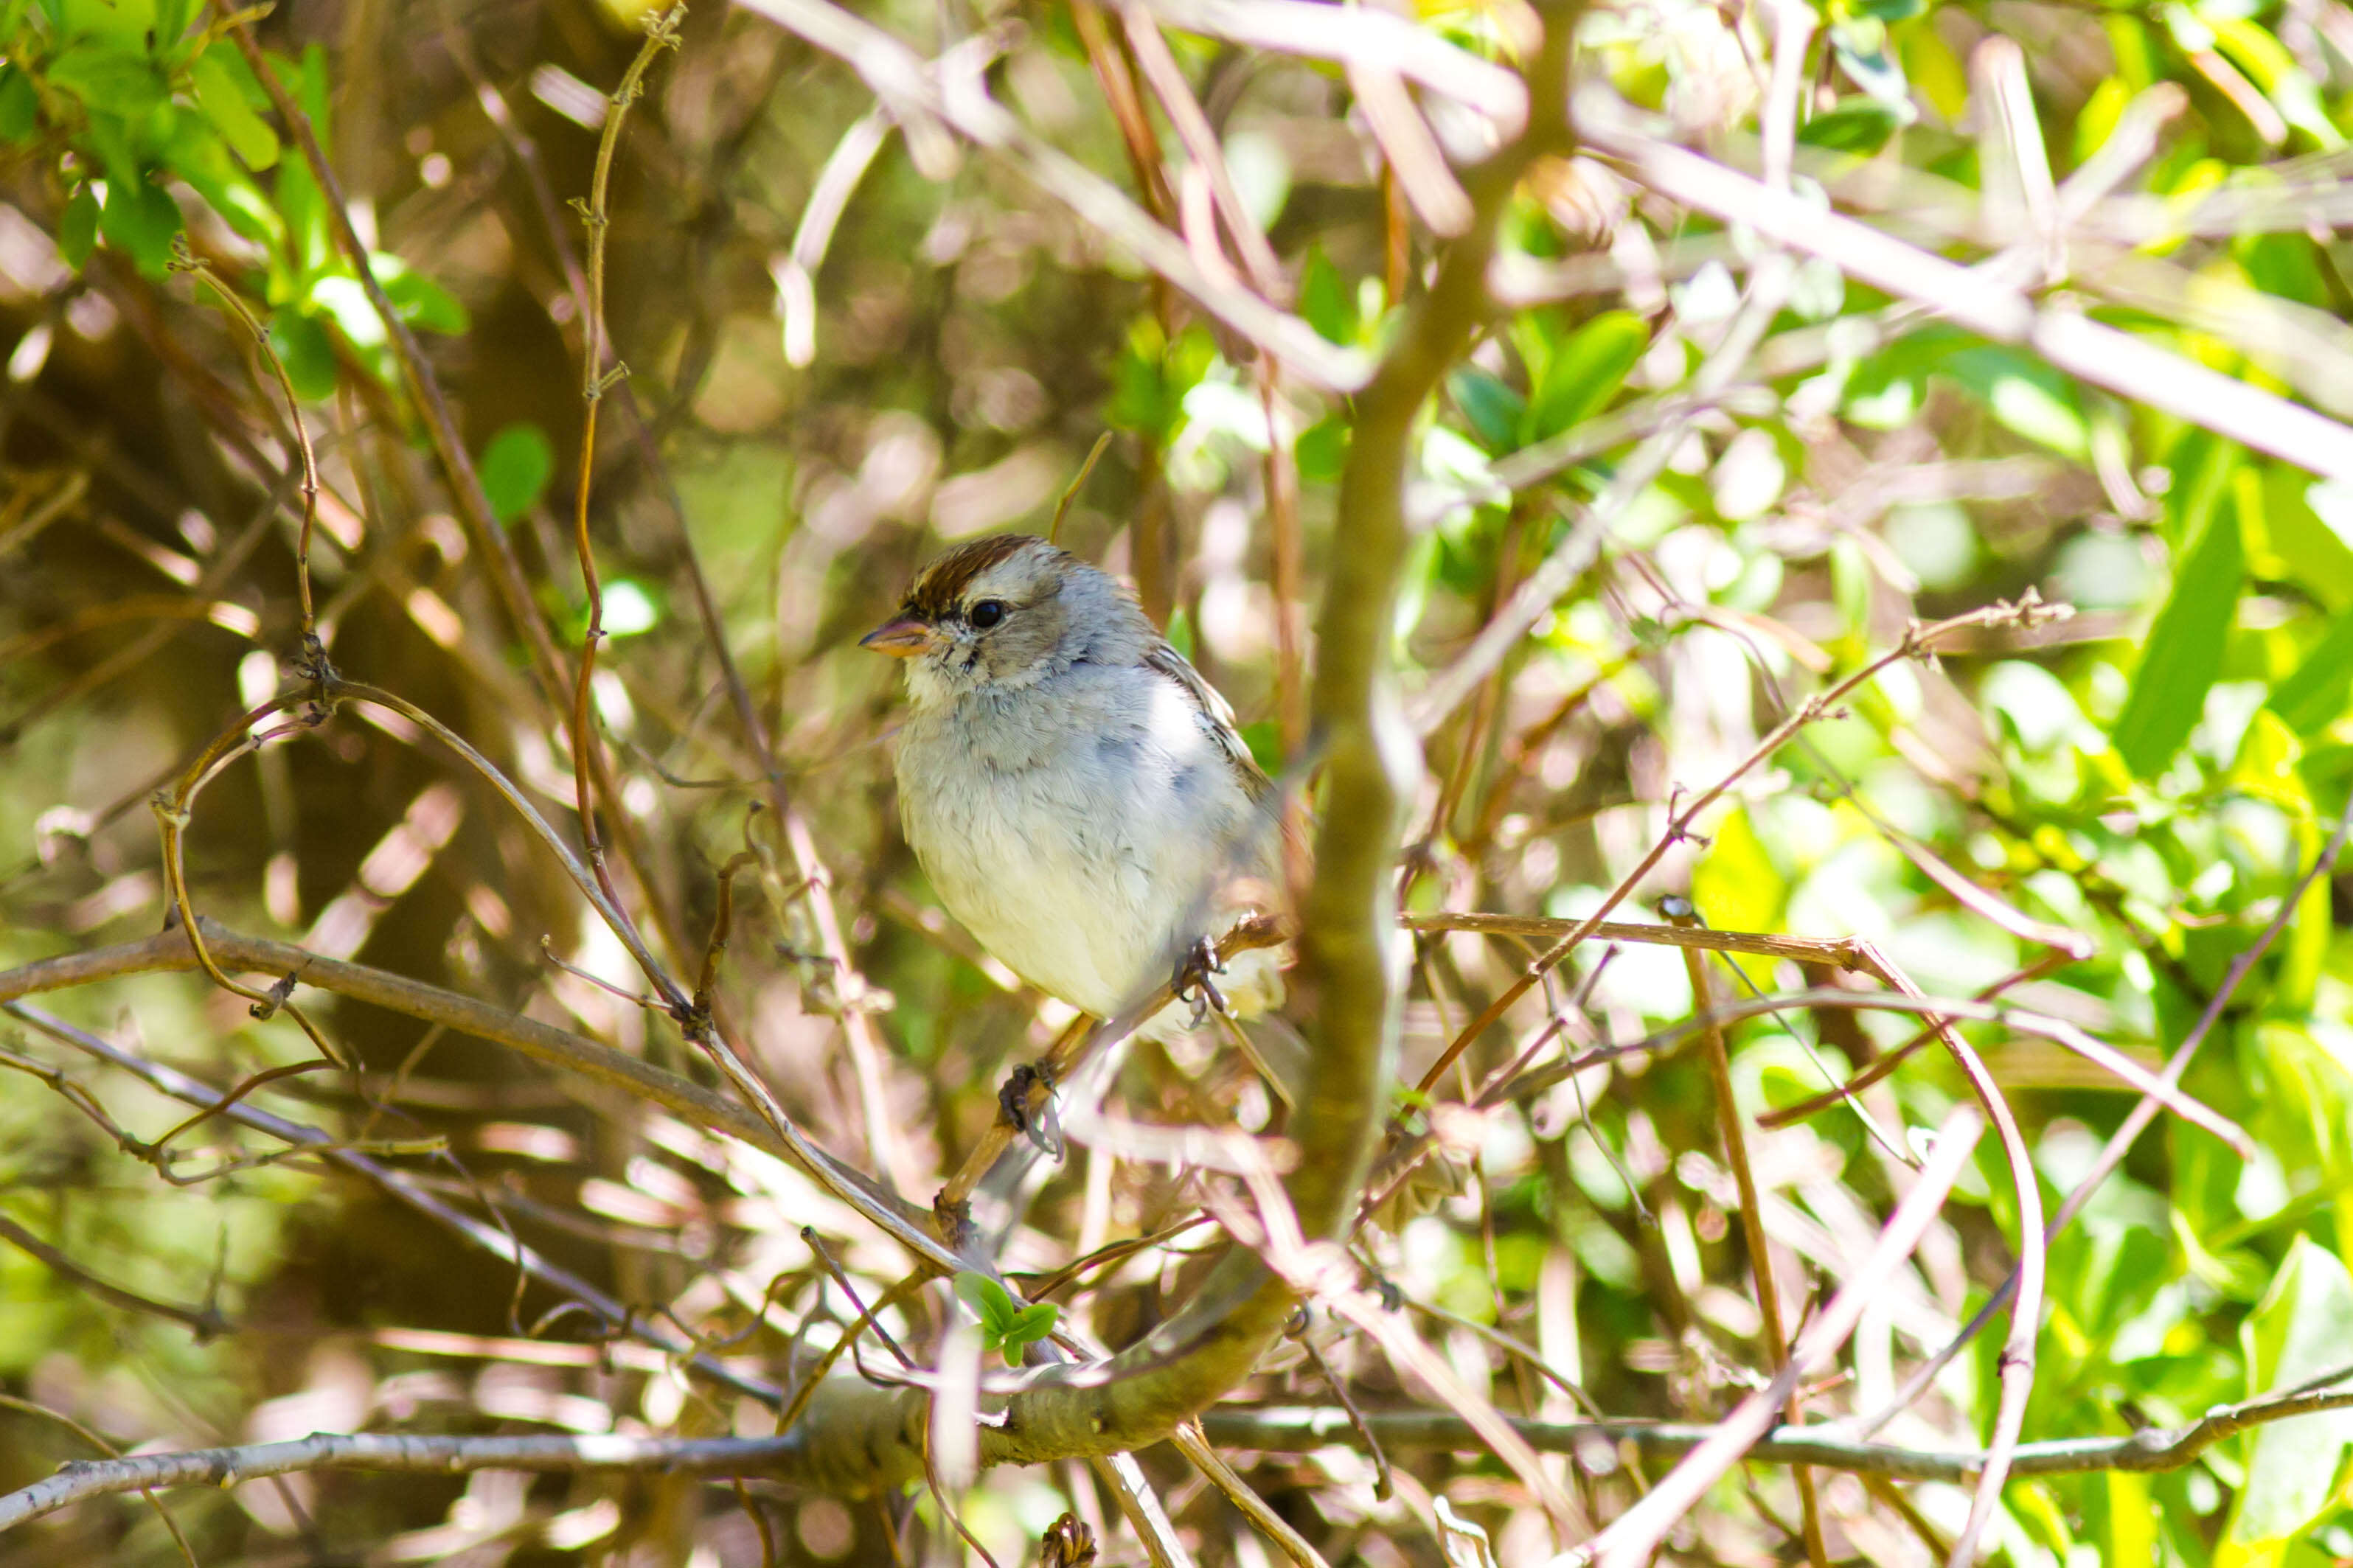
left=905, top=533, right=1066, bottom=621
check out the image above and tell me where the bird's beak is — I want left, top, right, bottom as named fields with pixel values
left=860, top=616, right=937, bottom=659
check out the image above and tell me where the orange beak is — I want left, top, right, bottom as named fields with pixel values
left=860, top=616, right=937, bottom=659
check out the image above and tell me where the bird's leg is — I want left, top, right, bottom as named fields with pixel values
left=1172, top=936, right=1228, bottom=1027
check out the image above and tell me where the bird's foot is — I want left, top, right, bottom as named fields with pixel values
left=1173, top=937, right=1228, bottom=1028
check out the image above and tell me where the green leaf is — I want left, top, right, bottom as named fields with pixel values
left=2291, top=476, right=2353, bottom=607
left=1941, top=346, right=2090, bottom=460
left=1796, top=97, right=1908, bottom=156
left=1830, top=18, right=1912, bottom=106
left=274, top=154, right=330, bottom=284
left=1106, top=321, right=1215, bottom=440
left=2267, top=612, right=2353, bottom=736
left=953, top=1271, right=1016, bottom=1332
left=2225, top=1237, right=2353, bottom=1552
left=267, top=310, right=338, bottom=403
left=190, top=49, right=278, bottom=171
left=45, top=49, right=167, bottom=119
left=375, top=256, right=468, bottom=334
left=479, top=423, right=555, bottom=523
left=59, top=184, right=100, bottom=269
left=1692, top=806, right=1785, bottom=935
left=97, top=174, right=181, bottom=277
left=2235, top=233, right=2329, bottom=310
left=153, top=0, right=195, bottom=52
left=1296, top=414, right=1348, bottom=482
left=1299, top=245, right=1356, bottom=346
left=2112, top=489, right=2245, bottom=777
left=1520, top=310, right=1644, bottom=445
left=1447, top=369, right=1525, bottom=453
left=0, top=65, right=37, bottom=144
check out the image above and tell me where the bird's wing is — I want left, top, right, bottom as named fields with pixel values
left=1144, top=641, right=1273, bottom=803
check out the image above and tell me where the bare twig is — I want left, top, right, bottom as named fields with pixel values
left=0, top=1211, right=227, bottom=1339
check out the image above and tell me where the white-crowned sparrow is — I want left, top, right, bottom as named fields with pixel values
left=863, top=534, right=1285, bottom=1036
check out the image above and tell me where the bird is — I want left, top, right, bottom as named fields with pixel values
left=861, top=533, right=1286, bottom=1041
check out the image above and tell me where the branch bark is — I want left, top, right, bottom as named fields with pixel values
left=15, top=1365, right=2353, bottom=1530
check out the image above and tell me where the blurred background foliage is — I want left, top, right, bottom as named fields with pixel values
left=2, top=0, right=2353, bottom=1561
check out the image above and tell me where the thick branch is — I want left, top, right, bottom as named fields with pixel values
left=13, top=1373, right=2353, bottom=1530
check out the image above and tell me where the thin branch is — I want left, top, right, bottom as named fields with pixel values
left=563, top=3, right=688, bottom=958
left=0, top=1211, right=227, bottom=1339
left=1168, top=1424, right=1332, bottom=1568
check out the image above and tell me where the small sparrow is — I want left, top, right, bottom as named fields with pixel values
left=863, top=534, right=1284, bottom=1035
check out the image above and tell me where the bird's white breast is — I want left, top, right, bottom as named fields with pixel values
left=894, top=661, right=1270, bottom=1020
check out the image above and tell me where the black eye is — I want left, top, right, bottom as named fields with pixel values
left=969, top=599, right=1007, bottom=630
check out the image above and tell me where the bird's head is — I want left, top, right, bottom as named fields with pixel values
left=861, top=534, right=1147, bottom=705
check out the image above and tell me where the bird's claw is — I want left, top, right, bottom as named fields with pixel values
left=1174, top=937, right=1228, bottom=1028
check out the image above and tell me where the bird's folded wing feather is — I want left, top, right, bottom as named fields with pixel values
left=1144, top=641, right=1273, bottom=802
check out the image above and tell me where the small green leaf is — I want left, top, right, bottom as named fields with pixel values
left=479, top=423, right=555, bottom=524
left=2267, top=613, right=2353, bottom=735
left=1796, top=97, right=1908, bottom=156
left=375, top=257, right=468, bottom=334
left=267, top=311, right=339, bottom=402
left=306, top=274, right=384, bottom=349
left=1830, top=18, right=1911, bottom=105
left=2112, top=498, right=2245, bottom=777
left=2225, top=1237, right=2353, bottom=1550
left=97, top=175, right=181, bottom=277
left=1448, top=369, right=1526, bottom=453
left=1295, top=414, right=1348, bottom=482
left=1006, top=1303, right=1057, bottom=1337
left=0, top=66, right=38, bottom=144
left=1520, top=310, right=1644, bottom=445
left=60, top=184, right=100, bottom=268
left=45, top=49, right=167, bottom=118
left=190, top=49, right=279, bottom=170
left=997, top=1301, right=1059, bottom=1365
left=953, top=1271, right=1017, bottom=1333
left=1299, top=245, right=1356, bottom=345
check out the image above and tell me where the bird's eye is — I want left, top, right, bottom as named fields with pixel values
left=969, top=599, right=1007, bottom=630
